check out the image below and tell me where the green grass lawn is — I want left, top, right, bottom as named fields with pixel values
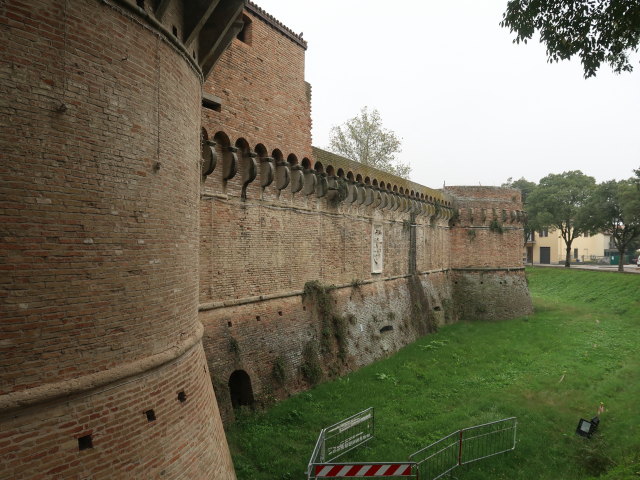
left=226, top=268, right=640, bottom=479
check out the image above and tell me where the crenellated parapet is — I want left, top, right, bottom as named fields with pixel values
left=313, top=147, right=454, bottom=218
left=199, top=136, right=456, bottom=219
left=447, top=186, right=527, bottom=229
left=445, top=186, right=527, bottom=270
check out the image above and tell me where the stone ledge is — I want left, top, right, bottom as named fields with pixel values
left=0, top=323, right=204, bottom=413
left=198, top=269, right=450, bottom=311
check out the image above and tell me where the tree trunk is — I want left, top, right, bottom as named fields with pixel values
left=618, top=245, right=626, bottom=272
left=565, top=241, right=572, bottom=268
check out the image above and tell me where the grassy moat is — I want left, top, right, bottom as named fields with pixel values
left=227, top=268, right=640, bottom=479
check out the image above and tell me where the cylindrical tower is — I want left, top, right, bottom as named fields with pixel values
left=0, top=0, right=239, bottom=478
left=445, top=186, right=533, bottom=321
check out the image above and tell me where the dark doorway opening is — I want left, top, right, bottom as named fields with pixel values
left=540, top=247, right=551, bottom=264
left=229, top=370, right=254, bottom=409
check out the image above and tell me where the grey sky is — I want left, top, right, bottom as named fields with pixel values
left=255, top=0, right=639, bottom=189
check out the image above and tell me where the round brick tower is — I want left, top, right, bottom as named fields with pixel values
left=0, top=0, right=238, bottom=478
left=445, top=186, right=533, bottom=321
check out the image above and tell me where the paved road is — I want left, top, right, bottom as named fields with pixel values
left=528, top=264, right=640, bottom=274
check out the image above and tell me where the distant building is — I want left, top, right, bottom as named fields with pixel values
left=525, top=229, right=612, bottom=264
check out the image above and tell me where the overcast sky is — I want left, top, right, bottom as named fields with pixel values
left=255, top=0, right=639, bottom=189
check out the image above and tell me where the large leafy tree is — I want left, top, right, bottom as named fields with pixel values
left=501, top=0, right=640, bottom=78
left=328, top=107, right=411, bottom=179
left=526, top=171, right=596, bottom=267
left=503, top=177, right=538, bottom=248
left=584, top=178, right=640, bottom=272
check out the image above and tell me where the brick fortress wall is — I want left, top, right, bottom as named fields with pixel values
left=0, top=1, right=533, bottom=478
left=0, top=1, right=235, bottom=478
left=200, top=6, right=532, bottom=423
left=446, top=186, right=533, bottom=321
left=203, top=3, right=313, bottom=164
left=198, top=157, right=457, bottom=421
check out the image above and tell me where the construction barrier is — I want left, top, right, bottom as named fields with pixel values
left=325, top=407, right=375, bottom=461
left=409, top=417, right=517, bottom=480
left=307, top=408, right=417, bottom=479
left=307, top=410, right=516, bottom=480
left=313, top=462, right=416, bottom=478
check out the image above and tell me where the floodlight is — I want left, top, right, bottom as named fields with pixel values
left=575, top=416, right=599, bottom=438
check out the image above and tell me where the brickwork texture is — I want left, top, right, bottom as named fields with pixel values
left=1, top=1, right=533, bottom=477
left=1, top=0, right=235, bottom=478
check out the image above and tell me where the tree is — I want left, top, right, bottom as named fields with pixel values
left=328, top=107, right=411, bottom=179
left=503, top=177, right=537, bottom=203
left=526, top=171, right=596, bottom=267
left=503, top=177, right=537, bottom=249
left=584, top=178, right=640, bottom=272
left=501, top=0, right=640, bottom=78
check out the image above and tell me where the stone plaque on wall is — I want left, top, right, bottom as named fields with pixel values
left=371, top=223, right=383, bottom=273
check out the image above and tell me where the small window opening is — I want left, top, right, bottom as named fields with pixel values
left=78, top=434, right=93, bottom=451
left=202, top=94, right=222, bottom=112
left=145, top=409, right=156, bottom=422
left=177, top=391, right=187, bottom=403
left=172, top=25, right=178, bottom=37
left=278, top=311, right=283, bottom=316
left=227, top=321, right=232, bottom=327
left=236, top=14, right=253, bottom=45
left=433, top=306, right=442, bottom=311
left=380, top=325, right=394, bottom=333
left=256, top=315, right=260, bottom=321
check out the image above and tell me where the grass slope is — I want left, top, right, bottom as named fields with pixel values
left=226, top=268, right=640, bottom=479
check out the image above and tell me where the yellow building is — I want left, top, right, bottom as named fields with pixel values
left=525, top=229, right=612, bottom=264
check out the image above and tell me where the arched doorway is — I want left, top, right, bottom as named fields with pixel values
left=228, top=370, right=254, bottom=409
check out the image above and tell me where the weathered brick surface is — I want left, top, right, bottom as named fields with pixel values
left=198, top=142, right=459, bottom=422
left=197, top=13, right=532, bottom=421
left=199, top=187, right=452, bottom=304
left=1, top=0, right=199, bottom=393
left=445, top=187, right=533, bottom=320
left=201, top=273, right=453, bottom=423
left=1, top=345, right=235, bottom=480
left=451, top=269, right=531, bottom=321
left=1, top=1, right=533, bottom=478
left=203, top=6, right=312, bottom=164
left=445, top=186, right=526, bottom=269
left=0, top=0, right=234, bottom=478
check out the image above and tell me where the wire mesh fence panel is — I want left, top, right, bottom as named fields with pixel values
left=408, top=430, right=460, bottom=480
left=324, top=407, right=375, bottom=462
left=307, top=429, right=327, bottom=477
left=459, top=417, right=517, bottom=465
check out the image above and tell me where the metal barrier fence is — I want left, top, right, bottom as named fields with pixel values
left=459, top=417, right=517, bottom=465
left=307, top=408, right=375, bottom=478
left=308, top=411, right=516, bottom=480
left=308, top=408, right=418, bottom=479
left=409, top=417, right=517, bottom=480
left=308, top=429, right=326, bottom=477
left=324, top=407, right=374, bottom=461
left=407, top=430, right=459, bottom=480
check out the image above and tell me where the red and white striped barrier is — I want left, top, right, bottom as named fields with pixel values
left=314, top=463, right=414, bottom=477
